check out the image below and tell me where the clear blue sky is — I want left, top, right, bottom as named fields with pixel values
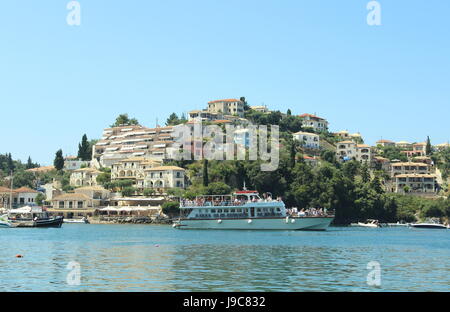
left=1, top=0, right=449, bottom=165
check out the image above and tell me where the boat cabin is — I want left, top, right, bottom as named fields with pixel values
left=180, top=191, right=286, bottom=219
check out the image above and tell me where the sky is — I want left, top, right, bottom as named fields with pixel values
left=0, top=0, right=449, bottom=165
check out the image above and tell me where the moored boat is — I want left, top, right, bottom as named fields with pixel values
left=410, top=219, right=448, bottom=229
left=7, top=206, right=63, bottom=228
left=350, top=219, right=381, bottom=228
left=64, top=217, right=89, bottom=224
left=173, top=191, right=334, bottom=230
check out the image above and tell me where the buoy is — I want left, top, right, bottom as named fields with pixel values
left=16, top=254, right=23, bottom=258
left=248, top=219, right=252, bottom=224
left=217, top=219, right=222, bottom=224
left=291, top=219, right=296, bottom=224
left=155, top=244, right=159, bottom=247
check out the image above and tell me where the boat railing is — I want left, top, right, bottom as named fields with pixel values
left=180, top=198, right=282, bottom=208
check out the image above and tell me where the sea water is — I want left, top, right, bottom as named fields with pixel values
left=0, top=224, right=448, bottom=291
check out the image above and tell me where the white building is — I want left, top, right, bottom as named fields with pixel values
left=93, top=125, right=175, bottom=167
left=70, top=168, right=101, bottom=187
left=144, top=166, right=186, bottom=190
left=293, top=131, right=320, bottom=149
left=336, top=141, right=371, bottom=163
left=298, top=114, right=328, bottom=132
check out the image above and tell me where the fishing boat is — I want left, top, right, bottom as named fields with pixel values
left=350, top=219, right=381, bottom=228
left=7, top=206, right=63, bottom=228
left=410, top=219, right=448, bottom=229
left=172, top=190, right=334, bottom=230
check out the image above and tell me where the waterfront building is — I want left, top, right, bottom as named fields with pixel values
left=0, top=187, right=41, bottom=209
left=143, top=166, right=186, bottom=191
left=293, top=131, right=320, bottom=149
left=69, top=168, right=101, bottom=187
left=93, top=125, right=175, bottom=167
left=298, top=114, right=328, bottom=132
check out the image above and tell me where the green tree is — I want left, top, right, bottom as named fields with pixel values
left=121, top=187, right=137, bottom=197
left=426, top=136, right=432, bottom=155
left=202, top=159, right=209, bottom=187
left=162, top=201, right=180, bottom=216
left=143, top=188, right=155, bottom=196
left=35, top=192, right=46, bottom=206
left=110, top=114, right=139, bottom=127
left=54, top=149, right=65, bottom=171
left=77, top=134, right=91, bottom=161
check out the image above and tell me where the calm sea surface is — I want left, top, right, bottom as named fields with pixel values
left=0, top=224, right=449, bottom=292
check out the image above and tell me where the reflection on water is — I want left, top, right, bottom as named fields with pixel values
left=0, top=225, right=449, bottom=291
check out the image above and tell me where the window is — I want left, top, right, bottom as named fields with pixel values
left=69, top=201, right=73, bottom=209
left=77, top=201, right=83, bottom=209
left=59, top=201, right=65, bottom=208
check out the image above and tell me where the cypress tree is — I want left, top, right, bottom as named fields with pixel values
left=77, top=134, right=91, bottom=161
left=426, top=136, right=432, bottom=155
left=54, top=149, right=65, bottom=171
left=203, top=159, right=209, bottom=187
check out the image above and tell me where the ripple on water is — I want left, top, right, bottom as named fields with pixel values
left=0, top=225, right=449, bottom=291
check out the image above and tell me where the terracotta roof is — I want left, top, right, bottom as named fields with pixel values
left=337, top=140, right=355, bottom=144
left=0, top=186, right=11, bottom=193
left=74, top=186, right=109, bottom=192
left=13, top=187, right=38, bottom=193
left=213, top=120, right=232, bottom=123
left=357, top=144, right=370, bottom=148
left=73, top=168, right=101, bottom=173
left=145, top=166, right=185, bottom=171
left=53, top=193, right=91, bottom=201
left=392, top=162, right=429, bottom=167
left=26, top=166, right=55, bottom=173
left=376, top=139, right=394, bottom=143
left=395, top=174, right=436, bottom=178
left=298, top=113, right=326, bottom=120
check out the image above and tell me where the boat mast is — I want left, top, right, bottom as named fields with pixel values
left=9, top=170, right=13, bottom=211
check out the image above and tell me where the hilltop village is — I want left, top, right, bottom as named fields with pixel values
left=1, top=98, right=450, bottom=224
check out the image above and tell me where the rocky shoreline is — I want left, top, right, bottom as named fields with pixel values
left=88, top=216, right=174, bottom=225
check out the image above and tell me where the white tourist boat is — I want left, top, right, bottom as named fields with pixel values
left=173, top=191, right=334, bottom=230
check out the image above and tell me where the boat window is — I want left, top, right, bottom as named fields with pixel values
left=217, top=209, right=222, bottom=213
left=230, top=209, right=235, bottom=213
left=211, top=209, right=216, bottom=213
left=224, top=209, right=229, bottom=213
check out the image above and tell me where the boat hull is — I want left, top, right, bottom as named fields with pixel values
left=174, top=217, right=334, bottom=231
left=410, top=224, right=447, bottom=229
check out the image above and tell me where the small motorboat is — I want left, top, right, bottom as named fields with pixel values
left=0, top=214, right=15, bottom=228
left=64, top=217, right=89, bottom=224
left=410, top=219, right=448, bottom=229
left=350, top=219, right=381, bottom=228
